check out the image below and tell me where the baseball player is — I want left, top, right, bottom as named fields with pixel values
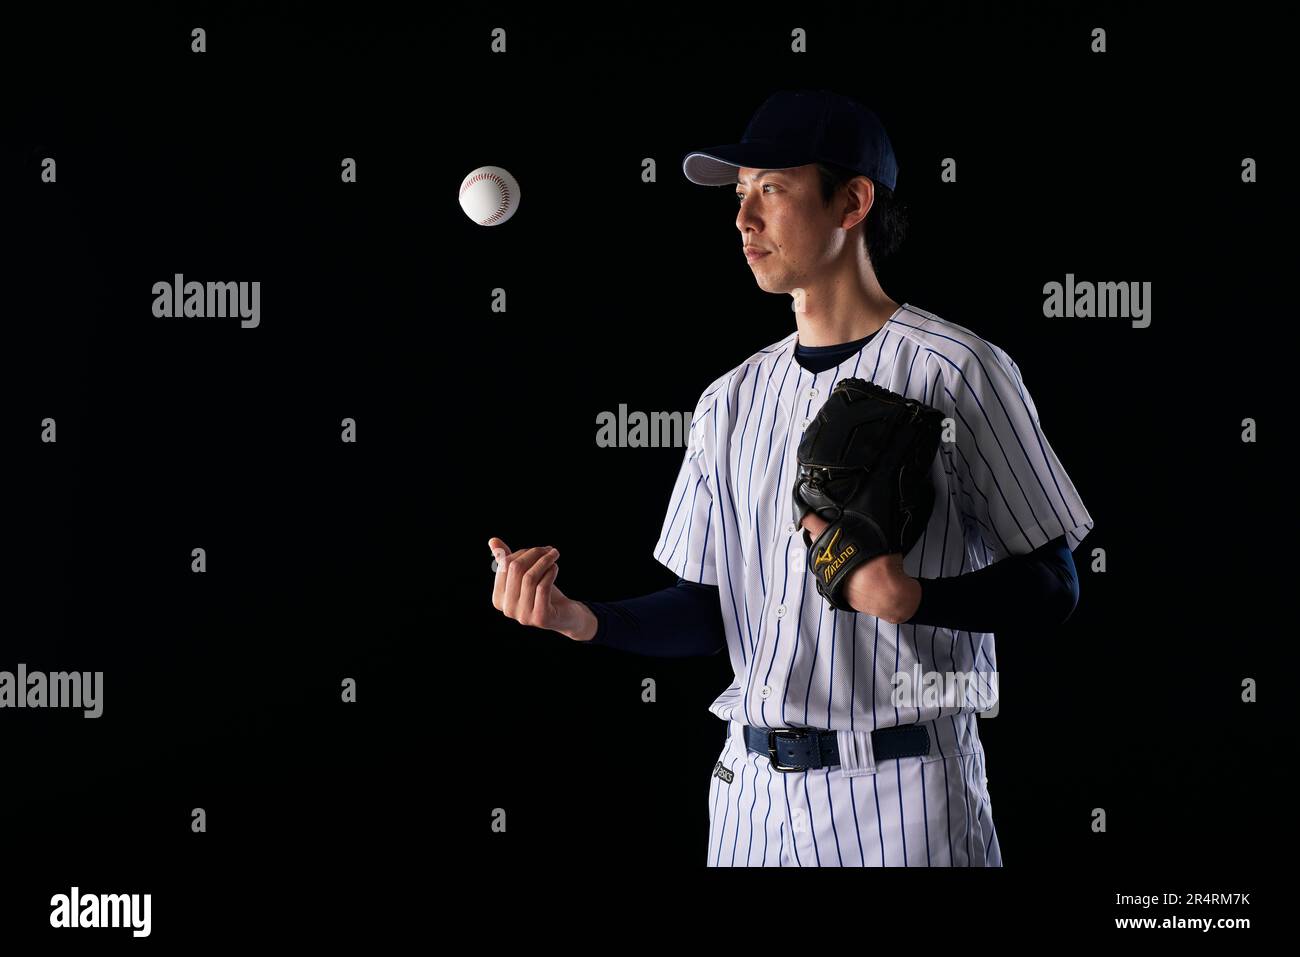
left=489, top=89, right=1093, bottom=866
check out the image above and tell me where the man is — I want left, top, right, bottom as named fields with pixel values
left=488, top=89, right=1093, bottom=866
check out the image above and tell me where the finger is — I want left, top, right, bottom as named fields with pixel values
left=526, top=553, right=560, bottom=626
left=489, top=537, right=511, bottom=574
left=519, top=548, right=559, bottom=623
left=489, top=540, right=512, bottom=609
left=801, top=512, right=828, bottom=536
left=504, top=546, right=548, bottom=617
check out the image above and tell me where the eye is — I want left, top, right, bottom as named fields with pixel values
left=736, top=184, right=775, bottom=204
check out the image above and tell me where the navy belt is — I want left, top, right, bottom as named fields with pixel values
left=743, top=724, right=931, bottom=772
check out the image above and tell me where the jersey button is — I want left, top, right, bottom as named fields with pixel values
left=775, top=604, right=787, bottom=618
left=799, top=417, right=810, bottom=430
left=806, top=387, right=818, bottom=400
left=785, top=522, right=796, bottom=536
left=760, top=685, right=772, bottom=699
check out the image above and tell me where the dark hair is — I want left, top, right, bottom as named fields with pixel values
left=814, top=161, right=909, bottom=268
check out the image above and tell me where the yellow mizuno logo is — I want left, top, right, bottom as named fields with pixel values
left=814, top=529, right=841, bottom=568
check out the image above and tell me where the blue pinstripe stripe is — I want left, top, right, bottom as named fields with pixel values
left=846, top=612, right=858, bottom=733
left=794, top=569, right=822, bottom=727
left=759, top=392, right=795, bottom=600
left=951, top=733, right=972, bottom=868
left=782, top=774, right=802, bottom=866
left=714, top=751, right=743, bottom=867
left=771, top=362, right=811, bottom=554
left=927, top=491, right=959, bottom=723
left=822, top=768, right=845, bottom=866
left=729, top=753, right=755, bottom=866
left=756, top=353, right=798, bottom=602
left=849, top=772, right=865, bottom=865
left=870, top=330, right=889, bottom=380
left=743, top=348, right=780, bottom=520
left=740, top=357, right=769, bottom=520
left=896, top=759, right=908, bottom=867
left=923, top=493, right=956, bottom=724
left=899, top=340, right=920, bottom=395
left=892, top=620, right=902, bottom=727
left=800, top=608, right=832, bottom=728
left=871, top=617, right=880, bottom=730
left=979, top=751, right=1000, bottom=865
left=920, top=759, right=932, bottom=866
left=757, top=563, right=794, bottom=728
left=962, top=751, right=975, bottom=866
left=722, top=377, right=759, bottom=660
left=892, top=332, right=909, bottom=374
left=851, top=614, right=863, bottom=733
left=761, top=760, right=774, bottom=865
left=940, top=743, right=955, bottom=864
left=800, top=772, right=823, bottom=866
left=743, top=756, right=761, bottom=866
left=708, top=759, right=725, bottom=863
left=871, top=769, right=885, bottom=865
left=964, top=632, right=988, bottom=703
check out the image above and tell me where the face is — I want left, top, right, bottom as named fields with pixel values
left=735, top=164, right=866, bottom=294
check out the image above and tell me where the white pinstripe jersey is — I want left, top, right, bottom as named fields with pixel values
left=654, top=302, right=1094, bottom=731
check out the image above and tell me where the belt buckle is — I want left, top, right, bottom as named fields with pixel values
left=767, top=728, right=812, bottom=773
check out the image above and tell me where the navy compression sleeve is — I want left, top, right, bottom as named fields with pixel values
left=904, top=534, right=1079, bottom=632
left=580, top=578, right=727, bottom=657
left=578, top=536, right=1077, bottom=656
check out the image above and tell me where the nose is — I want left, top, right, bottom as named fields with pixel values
left=736, top=193, right=762, bottom=235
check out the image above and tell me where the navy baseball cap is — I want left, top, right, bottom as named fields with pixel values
left=682, top=89, right=898, bottom=191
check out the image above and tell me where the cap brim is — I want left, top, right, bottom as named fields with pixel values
left=681, top=143, right=813, bottom=185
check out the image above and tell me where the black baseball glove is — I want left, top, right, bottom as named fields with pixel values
left=792, top=377, right=945, bottom=612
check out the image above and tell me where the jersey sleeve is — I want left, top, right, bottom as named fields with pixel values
left=941, top=344, right=1094, bottom=563
left=652, top=391, right=719, bottom=585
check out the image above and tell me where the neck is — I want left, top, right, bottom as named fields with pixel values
left=791, top=259, right=899, bottom=347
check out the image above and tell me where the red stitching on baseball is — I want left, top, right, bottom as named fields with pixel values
left=463, top=172, right=513, bottom=223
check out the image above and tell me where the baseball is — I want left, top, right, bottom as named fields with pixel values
left=458, top=165, right=521, bottom=226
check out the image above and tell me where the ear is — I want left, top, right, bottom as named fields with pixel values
left=839, top=176, right=875, bottom=233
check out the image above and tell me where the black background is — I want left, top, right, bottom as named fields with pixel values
left=3, top=0, right=1284, bottom=942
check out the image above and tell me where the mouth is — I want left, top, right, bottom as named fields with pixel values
left=745, top=248, right=771, bottom=263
